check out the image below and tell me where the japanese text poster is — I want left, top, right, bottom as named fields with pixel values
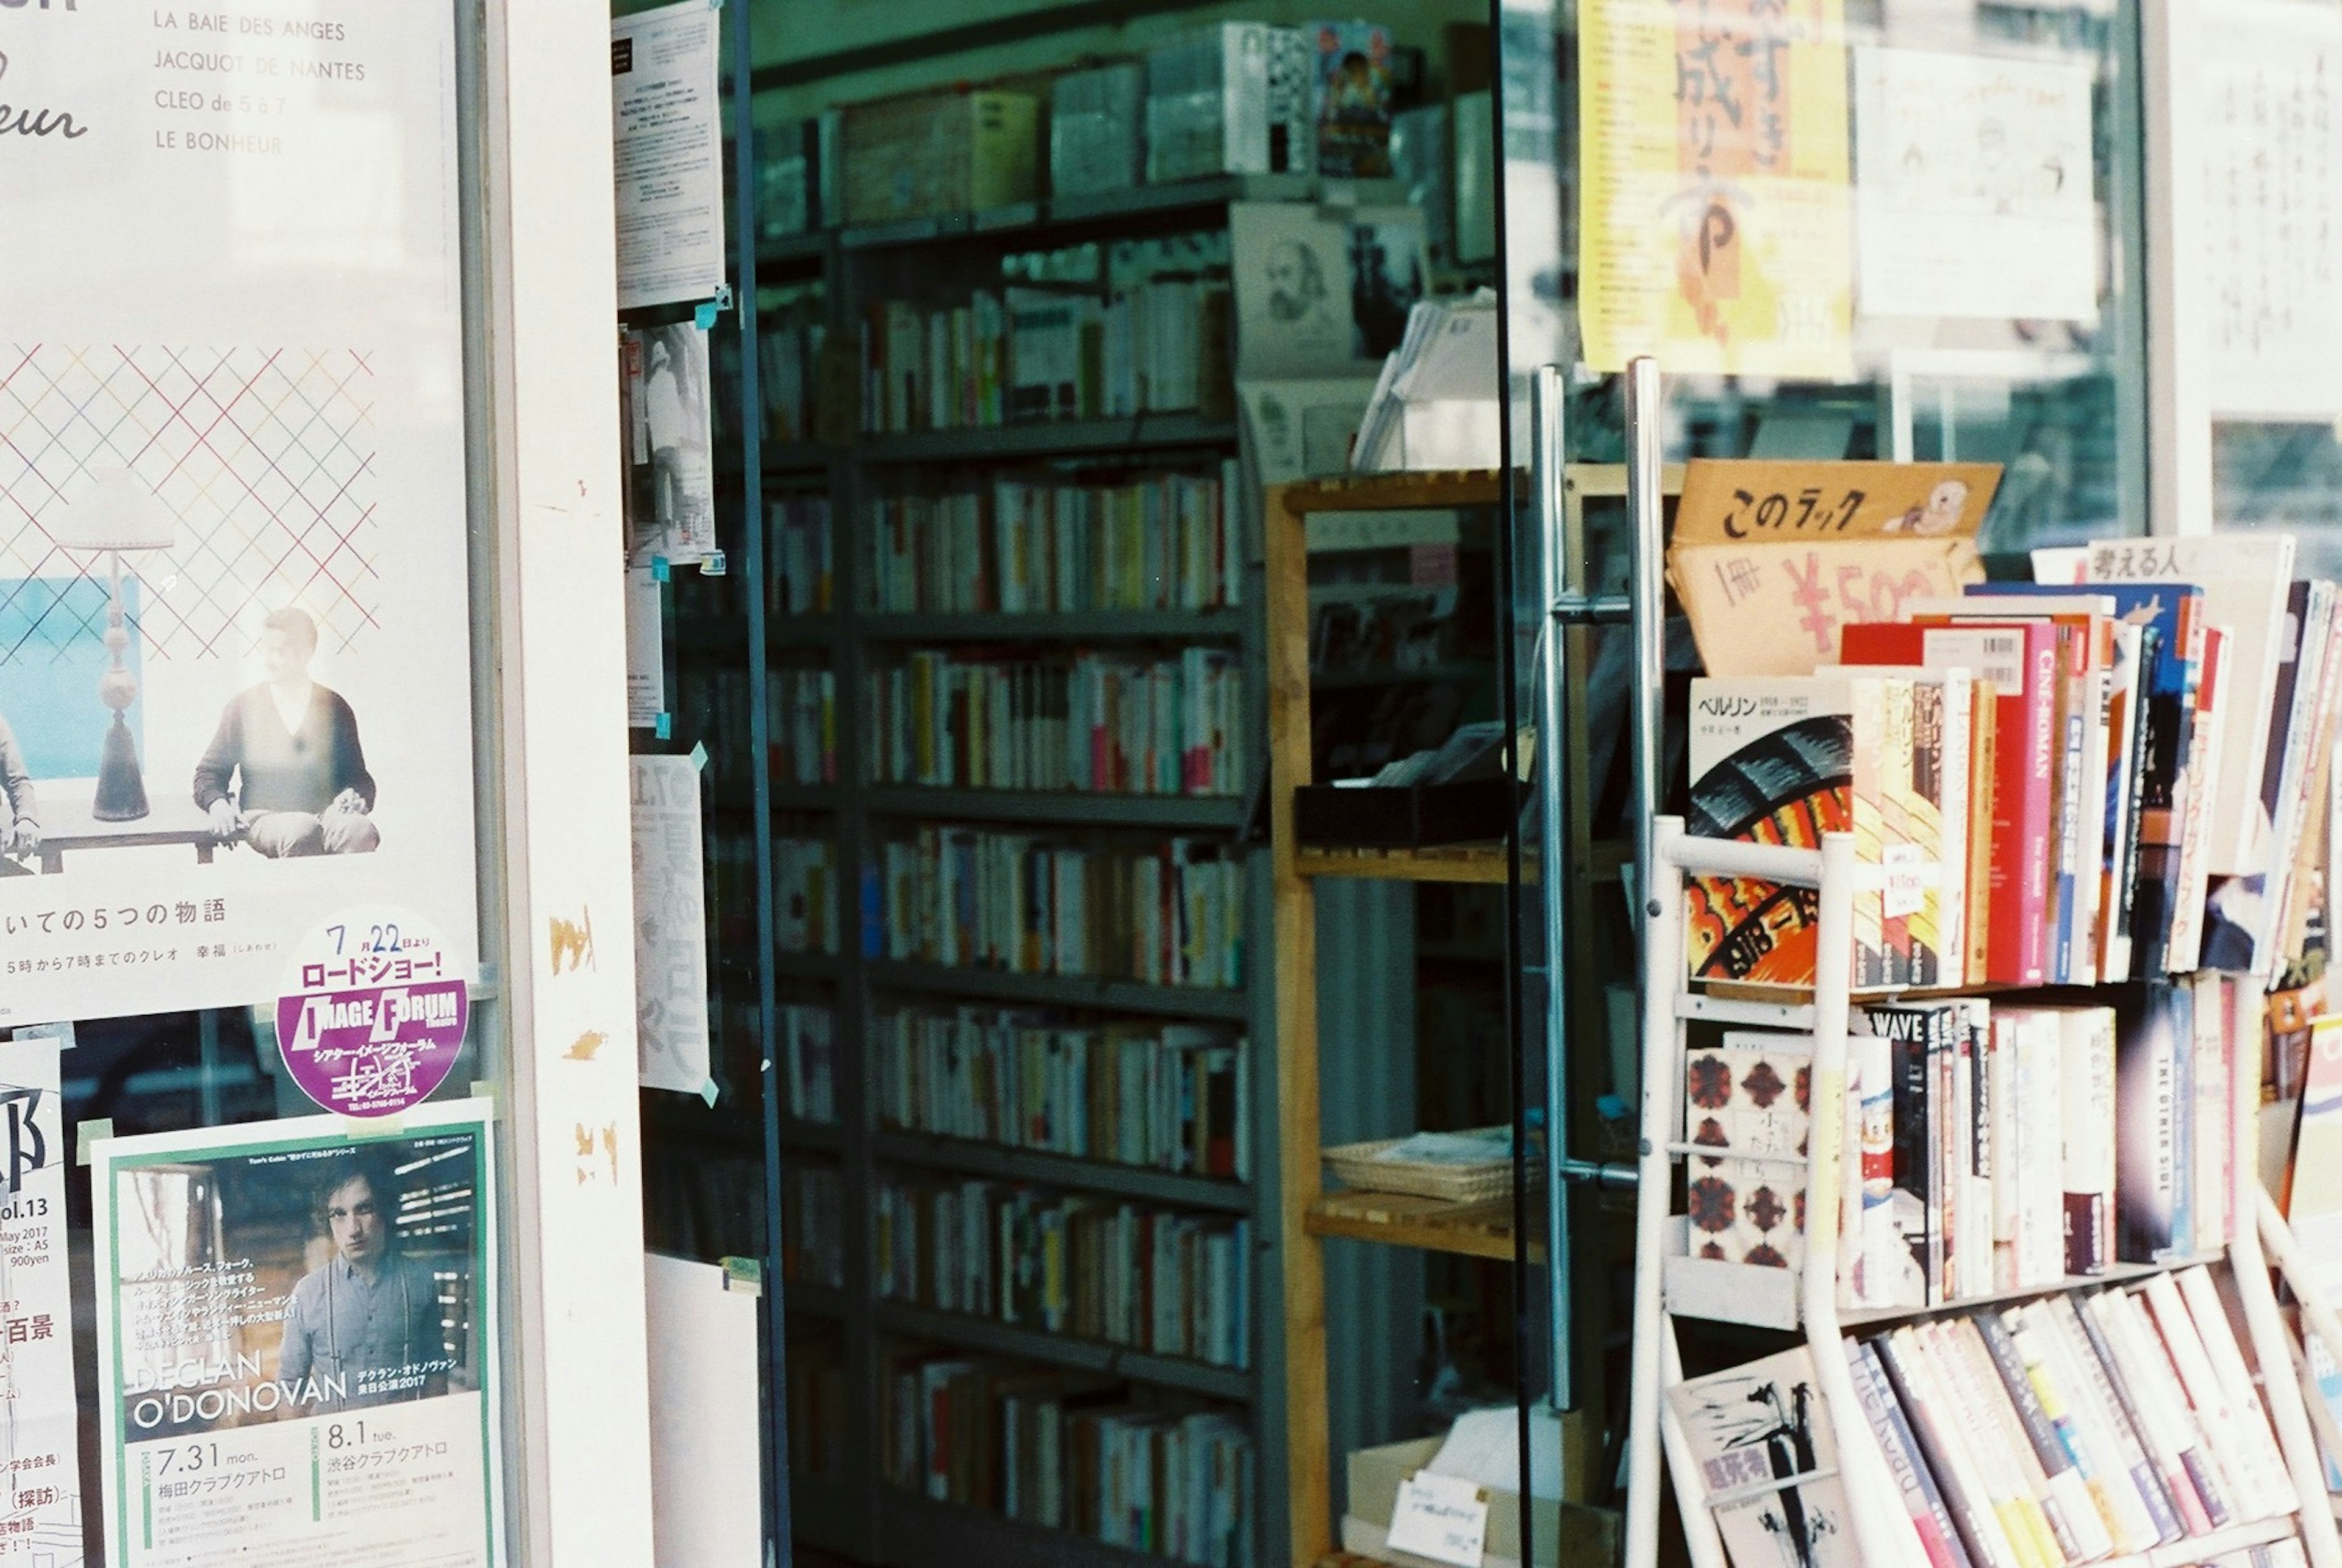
left=93, top=1103, right=502, bottom=1568
left=628, top=757, right=710, bottom=1095
left=612, top=0, right=726, bottom=310
left=0, top=0, right=479, bottom=1024
left=1578, top=0, right=1855, bottom=378
left=2204, top=0, right=2342, bottom=418
left=0, top=1035, right=84, bottom=1566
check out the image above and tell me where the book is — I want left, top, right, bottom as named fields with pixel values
left=2002, top=1301, right=2166, bottom=1552
left=1666, top=1345, right=1862, bottom=1568
left=2039, top=1294, right=2191, bottom=1545
left=1686, top=674, right=1897, bottom=987
left=1875, top=1326, right=2028, bottom=1568
left=1845, top=1338, right=1976, bottom=1568
left=1838, top=662, right=1972, bottom=989
left=2140, top=1270, right=2293, bottom=1522
left=1683, top=1033, right=1814, bottom=1270
left=1308, top=21, right=1395, bottom=177
left=1855, top=1001, right=1952, bottom=1308
left=2115, top=981, right=2195, bottom=1264
left=2169, top=627, right=2234, bottom=973
left=1853, top=620, right=2058, bottom=985
left=2035, top=535, right=2297, bottom=880
left=1969, top=1312, right=2112, bottom=1561
left=2060, top=1005, right=2118, bottom=1276
left=2086, top=1286, right=2233, bottom=1534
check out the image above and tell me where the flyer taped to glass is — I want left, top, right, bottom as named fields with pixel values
left=92, top=1103, right=503, bottom=1568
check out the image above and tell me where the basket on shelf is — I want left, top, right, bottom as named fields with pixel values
left=1322, top=1127, right=1513, bottom=1204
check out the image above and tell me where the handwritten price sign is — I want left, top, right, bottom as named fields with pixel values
left=1669, top=459, right=2000, bottom=676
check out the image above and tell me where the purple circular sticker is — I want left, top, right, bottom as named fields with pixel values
left=276, top=907, right=467, bottom=1117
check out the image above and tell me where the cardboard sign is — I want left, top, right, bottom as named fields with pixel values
left=1384, top=1470, right=1490, bottom=1568
left=1670, top=460, right=2000, bottom=677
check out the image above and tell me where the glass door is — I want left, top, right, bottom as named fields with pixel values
left=1484, top=0, right=2156, bottom=1550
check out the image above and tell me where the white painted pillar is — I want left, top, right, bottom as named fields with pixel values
left=476, top=0, right=657, bottom=1561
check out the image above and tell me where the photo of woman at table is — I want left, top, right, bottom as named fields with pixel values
left=0, top=709, right=36, bottom=874
left=191, top=606, right=381, bottom=859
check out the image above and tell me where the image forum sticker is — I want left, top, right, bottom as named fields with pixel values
left=276, top=908, right=468, bottom=1117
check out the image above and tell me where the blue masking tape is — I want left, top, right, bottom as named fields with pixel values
left=689, top=742, right=709, bottom=770
left=695, top=300, right=721, bottom=331
left=654, top=713, right=673, bottom=740
left=699, top=1077, right=720, bottom=1108
left=651, top=556, right=671, bottom=582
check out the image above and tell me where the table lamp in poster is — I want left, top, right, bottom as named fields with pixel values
left=0, top=1035, right=86, bottom=1566
left=92, top=1103, right=503, bottom=1568
left=1578, top=0, right=1855, bottom=379
left=0, top=0, right=479, bottom=1026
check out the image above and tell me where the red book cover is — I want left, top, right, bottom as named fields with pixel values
left=1842, top=620, right=2057, bottom=985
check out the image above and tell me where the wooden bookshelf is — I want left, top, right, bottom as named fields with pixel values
left=1292, top=845, right=1520, bottom=884
left=1303, top=1189, right=1541, bottom=1263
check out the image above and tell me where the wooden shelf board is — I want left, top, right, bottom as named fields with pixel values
left=1294, top=845, right=1525, bottom=885
left=1305, top=1190, right=1541, bottom=1263
left=1278, top=471, right=1510, bottom=514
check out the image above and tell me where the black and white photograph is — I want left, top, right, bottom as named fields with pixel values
left=623, top=323, right=717, bottom=567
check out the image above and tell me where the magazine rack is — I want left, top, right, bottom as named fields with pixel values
left=1606, top=359, right=2342, bottom=1568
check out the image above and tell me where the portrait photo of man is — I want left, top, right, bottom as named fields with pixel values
left=192, top=606, right=380, bottom=858
left=276, top=1155, right=446, bottom=1411
left=0, top=709, right=36, bottom=874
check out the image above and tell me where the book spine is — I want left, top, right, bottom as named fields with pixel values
left=2092, top=1287, right=2230, bottom=1533
left=1876, top=1328, right=2027, bottom=1568
left=1975, top=1312, right=2111, bottom=1561
left=2062, top=1011, right=2115, bottom=1276
left=2038, top=1297, right=2187, bottom=1547
left=1847, top=1339, right=1975, bottom=1568
left=2014, top=635, right=2058, bottom=984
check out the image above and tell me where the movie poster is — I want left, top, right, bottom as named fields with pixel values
left=0, top=0, right=480, bottom=1024
left=92, top=1103, right=502, bottom=1568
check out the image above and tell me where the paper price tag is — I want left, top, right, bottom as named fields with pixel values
left=1384, top=1471, right=1489, bottom=1568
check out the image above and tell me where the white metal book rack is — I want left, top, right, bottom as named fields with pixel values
left=1622, top=817, right=2342, bottom=1568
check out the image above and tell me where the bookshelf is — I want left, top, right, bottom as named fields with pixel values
left=1599, top=356, right=2342, bottom=1568
left=664, top=170, right=1444, bottom=1568
left=1265, top=465, right=1649, bottom=1564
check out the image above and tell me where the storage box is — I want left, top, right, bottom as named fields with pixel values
left=1344, top=1436, right=1618, bottom=1568
left=839, top=89, right=1039, bottom=226
left=1050, top=62, right=1142, bottom=198
left=1143, top=23, right=1313, bottom=183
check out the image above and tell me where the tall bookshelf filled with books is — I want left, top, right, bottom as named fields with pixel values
left=650, top=164, right=1457, bottom=1568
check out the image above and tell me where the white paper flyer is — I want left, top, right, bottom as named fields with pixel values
left=612, top=0, right=728, bottom=310
left=92, top=1103, right=503, bottom=1568
left=0, top=1036, right=84, bottom=1566
left=629, top=757, right=711, bottom=1095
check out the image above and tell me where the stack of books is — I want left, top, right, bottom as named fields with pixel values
left=776, top=834, right=840, bottom=954
left=781, top=1164, right=847, bottom=1289
left=1690, top=981, right=2241, bottom=1311
left=864, top=828, right=1245, bottom=989
left=862, top=647, right=1242, bottom=797
left=781, top=1001, right=839, bottom=1124
left=881, top=1344, right=1254, bottom=1566
left=770, top=667, right=837, bottom=786
left=864, top=466, right=1239, bottom=615
left=1686, top=540, right=2333, bottom=991
left=759, top=283, right=829, bottom=445
left=770, top=496, right=834, bottom=617
left=874, top=1176, right=1252, bottom=1369
left=872, top=1004, right=1250, bottom=1180
left=1671, top=1266, right=2304, bottom=1568
left=858, top=231, right=1231, bottom=434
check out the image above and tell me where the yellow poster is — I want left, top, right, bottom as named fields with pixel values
left=1578, top=0, right=1855, bottom=379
